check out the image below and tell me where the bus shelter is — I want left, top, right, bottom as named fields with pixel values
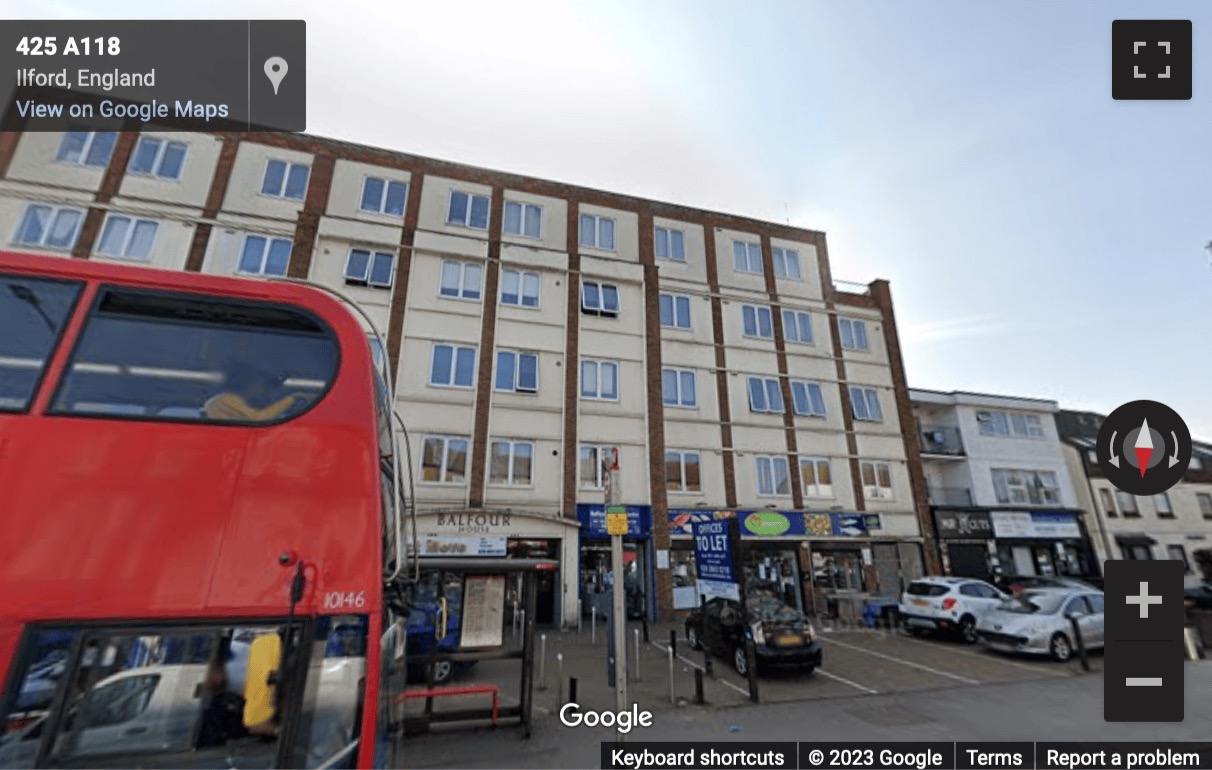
left=401, top=557, right=556, bottom=738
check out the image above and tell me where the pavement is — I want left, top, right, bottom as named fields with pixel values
left=398, top=617, right=1210, bottom=770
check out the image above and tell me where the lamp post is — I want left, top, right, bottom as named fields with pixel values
left=603, top=449, right=628, bottom=743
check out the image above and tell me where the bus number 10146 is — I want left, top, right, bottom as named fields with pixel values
left=321, top=590, right=367, bottom=610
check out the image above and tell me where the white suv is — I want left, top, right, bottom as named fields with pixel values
left=899, top=576, right=1008, bottom=643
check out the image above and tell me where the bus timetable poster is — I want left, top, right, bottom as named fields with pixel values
left=459, top=575, right=506, bottom=648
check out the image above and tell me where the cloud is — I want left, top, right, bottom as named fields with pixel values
left=903, top=315, right=1013, bottom=343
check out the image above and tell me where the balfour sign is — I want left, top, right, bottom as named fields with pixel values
left=434, top=512, right=513, bottom=534
left=934, top=510, right=994, bottom=539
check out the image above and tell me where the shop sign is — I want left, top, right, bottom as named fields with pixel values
left=412, top=536, right=507, bottom=557
left=693, top=518, right=740, bottom=601
left=990, top=511, right=1081, bottom=539
left=670, top=510, right=869, bottom=538
left=934, top=510, right=994, bottom=539
left=577, top=504, right=651, bottom=540
left=433, top=512, right=514, bottom=535
left=864, top=514, right=882, bottom=531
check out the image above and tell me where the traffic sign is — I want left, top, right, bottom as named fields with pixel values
left=606, top=505, right=629, bottom=536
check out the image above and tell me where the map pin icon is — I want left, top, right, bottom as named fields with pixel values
left=264, top=57, right=288, bottom=95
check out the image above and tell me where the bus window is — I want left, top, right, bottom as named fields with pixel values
left=49, top=288, right=339, bottom=425
left=0, top=275, right=81, bottom=412
left=291, top=615, right=368, bottom=769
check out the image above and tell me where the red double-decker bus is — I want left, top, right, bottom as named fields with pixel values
left=0, top=251, right=409, bottom=768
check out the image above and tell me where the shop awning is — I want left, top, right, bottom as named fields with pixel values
left=1114, top=534, right=1157, bottom=546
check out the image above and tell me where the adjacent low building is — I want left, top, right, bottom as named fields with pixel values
left=910, top=390, right=1099, bottom=582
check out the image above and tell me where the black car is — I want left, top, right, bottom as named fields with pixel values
left=684, top=595, right=822, bottom=676
left=1184, top=582, right=1212, bottom=610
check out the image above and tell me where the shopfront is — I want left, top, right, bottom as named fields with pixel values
left=990, top=510, right=1095, bottom=579
left=667, top=509, right=922, bottom=618
left=933, top=509, right=996, bottom=581
left=413, top=510, right=580, bottom=627
left=576, top=504, right=653, bottom=621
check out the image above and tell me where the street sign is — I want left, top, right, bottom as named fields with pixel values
left=692, top=518, right=740, bottom=601
left=606, top=505, right=629, bottom=536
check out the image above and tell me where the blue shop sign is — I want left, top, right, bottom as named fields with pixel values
left=577, top=504, right=652, bottom=540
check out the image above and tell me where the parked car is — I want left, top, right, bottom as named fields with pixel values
left=1184, top=581, right=1212, bottom=610
left=685, top=594, right=822, bottom=676
left=977, top=588, right=1105, bottom=661
left=997, top=575, right=1097, bottom=594
left=405, top=572, right=476, bottom=685
left=899, top=577, right=1008, bottom=643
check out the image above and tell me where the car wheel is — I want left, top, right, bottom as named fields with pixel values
left=959, top=615, right=978, bottom=644
left=733, top=646, right=749, bottom=677
left=429, top=659, right=454, bottom=685
left=1050, top=633, right=1073, bottom=662
left=686, top=625, right=702, bottom=650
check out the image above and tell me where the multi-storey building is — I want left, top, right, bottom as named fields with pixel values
left=0, top=124, right=938, bottom=624
left=1056, top=410, right=1212, bottom=585
left=910, top=390, right=1099, bottom=582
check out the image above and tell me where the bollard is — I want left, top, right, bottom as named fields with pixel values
left=642, top=617, right=650, bottom=643
left=557, top=653, right=565, bottom=703
left=569, top=677, right=578, bottom=705
left=668, top=645, right=675, bottom=704
left=744, top=638, right=760, bottom=703
left=669, top=629, right=677, bottom=659
left=693, top=668, right=705, bottom=704
left=634, top=628, right=642, bottom=682
left=1069, top=615, right=1090, bottom=672
left=538, top=633, right=548, bottom=690
left=591, top=605, right=597, bottom=644
left=577, top=600, right=582, bottom=634
left=702, top=638, right=713, bottom=678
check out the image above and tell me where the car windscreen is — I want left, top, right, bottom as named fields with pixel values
left=906, top=582, right=949, bottom=597
left=747, top=597, right=802, bottom=623
left=999, top=591, right=1066, bottom=614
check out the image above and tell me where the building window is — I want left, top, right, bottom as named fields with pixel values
left=771, top=247, right=802, bottom=280
left=14, top=204, right=85, bottom=250
left=659, top=293, right=691, bottom=329
left=732, top=240, right=762, bottom=274
left=654, top=226, right=685, bottom=261
left=741, top=304, right=773, bottom=339
left=1198, top=492, right=1212, bottom=519
left=500, top=269, right=540, bottom=308
left=1099, top=488, right=1118, bottom=518
left=1116, top=490, right=1140, bottom=517
left=662, top=368, right=696, bottom=407
left=977, top=410, right=1044, bottom=438
left=128, top=137, right=187, bottom=180
left=360, top=177, right=408, bottom=216
left=56, top=130, right=117, bottom=167
left=96, top=215, right=158, bottom=260
left=665, top=450, right=702, bottom=493
left=992, top=469, right=1061, bottom=506
left=799, top=457, right=833, bottom=498
left=261, top=159, right=310, bottom=200
left=344, top=248, right=394, bottom=288
left=756, top=455, right=791, bottom=497
left=439, top=260, right=483, bottom=300
left=581, top=281, right=620, bottom=317
left=579, top=213, right=615, bottom=250
left=237, top=235, right=292, bottom=277
left=420, top=436, right=469, bottom=484
left=782, top=310, right=813, bottom=344
left=447, top=190, right=490, bottom=229
left=747, top=376, right=783, bottom=414
left=489, top=440, right=534, bottom=486
left=496, top=350, right=538, bottom=393
left=860, top=460, right=894, bottom=500
left=839, top=317, right=869, bottom=351
left=791, top=381, right=826, bottom=417
left=503, top=201, right=542, bottom=238
left=1154, top=493, right=1174, bottom=518
left=849, top=386, right=883, bottom=422
left=579, top=445, right=618, bottom=489
left=429, top=344, right=476, bottom=388
left=580, top=359, right=619, bottom=400
left=1168, top=544, right=1190, bottom=571
left=1122, top=544, right=1152, bottom=560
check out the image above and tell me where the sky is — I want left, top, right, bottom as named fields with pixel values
left=8, top=0, right=1212, bottom=436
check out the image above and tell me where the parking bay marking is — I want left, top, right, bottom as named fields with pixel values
left=652, top=641, right=879, bottom=696
left=650, top=641, right=751, bottom=698
left=814, top=668, right=879, bottom=695
left=823, top=637, right=981, bottom=685
left=895, top=634, right=1069, bottom=678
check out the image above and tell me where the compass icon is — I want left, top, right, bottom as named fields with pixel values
left=1096, top=400, right=1192, bottom=495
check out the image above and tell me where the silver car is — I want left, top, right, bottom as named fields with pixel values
left=976, top=589, right=1105, bottom=661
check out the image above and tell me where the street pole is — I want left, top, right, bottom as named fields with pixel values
left=606, top=451, right=628, bottom=743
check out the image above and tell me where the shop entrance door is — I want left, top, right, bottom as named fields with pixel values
left=947, top=543, right=991, bottom=580
left=872, top=543, right=902, bottom=596
left=581, top=541, right=647, bottom=620
left=1011, top=545, right=1035, bottom=576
